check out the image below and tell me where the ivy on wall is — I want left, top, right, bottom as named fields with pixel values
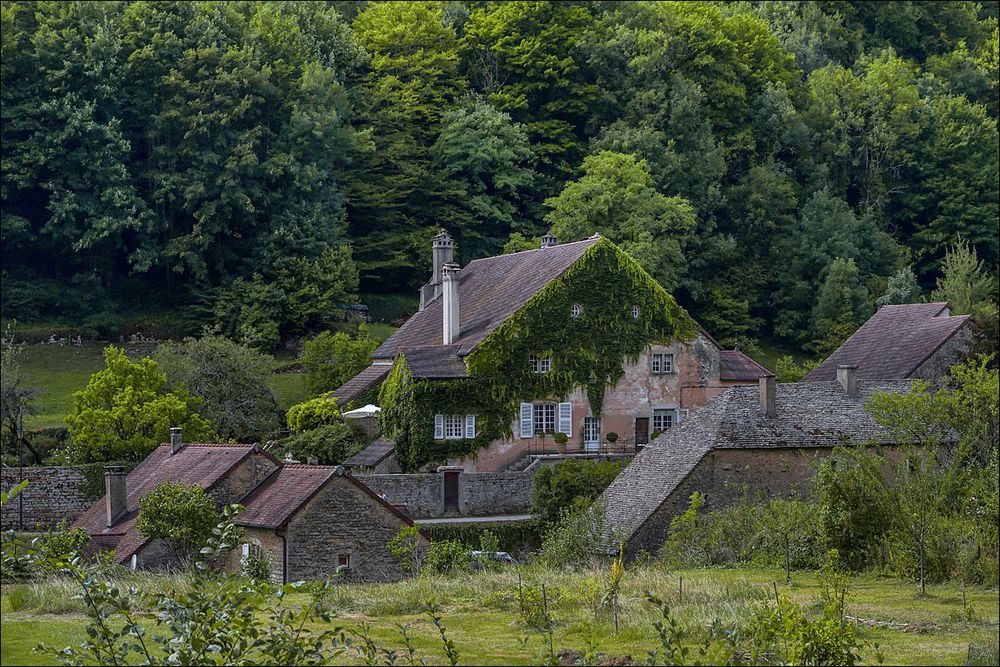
left=380, top=239, right=696, bottom=471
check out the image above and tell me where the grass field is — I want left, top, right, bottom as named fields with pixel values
left=1, top=566, right=997, bottom=665
left=13, top=323, right=397, bottom=431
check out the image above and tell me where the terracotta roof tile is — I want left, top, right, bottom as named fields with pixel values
left=237, top=466, right=334, bottom=528
left=719, top=350, right=771, bottom=381
left=73, top=443, right=258, bottom=563
left=803, top=303, right=970, bottom=381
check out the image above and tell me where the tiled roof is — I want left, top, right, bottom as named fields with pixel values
left=73, top=444, right=260, bottom=564
left=400, top=345, right=467, bottom=378
left=719, top=350, right=771, bottom=382
left=803, top=303, right=970, bottom=382
left=601, top=379, right=930, bottom=548
left=344, top=439, right=395, bottom=468
left=372, top=237, right=601, bottom=359
left=237, top=466, right=334, bottom=528
left=330, top=363, right=392, bottom=406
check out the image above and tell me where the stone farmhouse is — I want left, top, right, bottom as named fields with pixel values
left=600, top=368, right=947, bottom=558
left=72, top=429, right=425, bottom=583
left=334, top=230, right=769, bottom=473
left=803, top=302, right=973, bottom=383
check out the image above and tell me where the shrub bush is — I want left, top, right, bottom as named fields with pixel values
left=279, top=423, right=365, bottom=464
left=136, top=482, right=223, bottom=563
left=531, top=459, right=622, bottom=525
left=286, top=396, right=342, bottom=433
left=302, top=327, right=379, bottom=395
left=422, top=540, right=469, bottom=575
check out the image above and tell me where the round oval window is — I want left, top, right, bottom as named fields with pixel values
left=631, top=305, right=640, bottom=319
left=570, top=304, right=582, bottom=318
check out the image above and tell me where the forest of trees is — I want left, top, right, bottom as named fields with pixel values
left=2, top=1, right=998, bottom=354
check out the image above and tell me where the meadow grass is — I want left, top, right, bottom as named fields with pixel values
left=2, top=565, right=996, bottom=665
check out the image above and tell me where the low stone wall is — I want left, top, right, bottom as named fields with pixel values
left=356, top=470, right=536, bottom=519
left=1, top=466, right=94, bottom=530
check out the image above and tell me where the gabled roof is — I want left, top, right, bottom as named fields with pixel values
left=803, top=303, right=970, bottom=382
left=601, top=379, right=928, bottom=548
left=400, top=344, right=467, bottom=378
left=237, top=465, right=417, bottom=529
left=73, top=443, right=269, bottom=564
left=719, top=350, right=770, bottom=382
left=373, top=237, right=601, bottom=359
left=331, top=363, right=392, bottom=406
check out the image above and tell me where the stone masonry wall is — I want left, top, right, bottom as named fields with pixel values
left=911, top=324, right=974, bottom=383
left=285, top=475, right=427, bottom=583
left=356, top=470, right=535, bottom=519
left=1, top=466, right=92, bottom=530
left=626, top=447, right=834, bottom=557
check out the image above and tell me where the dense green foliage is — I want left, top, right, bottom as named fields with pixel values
left=285, top=396, right=342, bottom=433
left=279, top=422, right=365, bottom=465
left=380, top=239, right=695, bottom=470
left=65, top=347, right=213, bottom=462
left=2, top=1, right=996, bottom=354
left=302, top=326, right=379, bottom=395
left=531, top=459, right=623, bottom=525
left=135, top=482, right=221, bottom=562
left=154, top=335, right=280, bottom=441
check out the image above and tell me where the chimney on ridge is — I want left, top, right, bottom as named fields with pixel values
left=442, top=262, right=461, bottom=345
left=540, top=230, right=558, bottom=248
left=420, top=230, right=455, bottom=311
left=170, top=427, right=183, bottom=455
left=105, top=465, right=128, bottom=527
left=837, top=365, right=858, bottom=398
left=759, top=374, right=777, bottom=418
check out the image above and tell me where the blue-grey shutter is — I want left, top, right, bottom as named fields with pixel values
left=434, top=414, right=444, bottom=439
left=465, top=414, right=476, bottom=439
left=519, top=403, right=533, bottom=439
left=558, top=402, right=573, bottom=437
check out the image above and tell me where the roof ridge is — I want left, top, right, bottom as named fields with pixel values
left=463, top=236, right=599, bottom=264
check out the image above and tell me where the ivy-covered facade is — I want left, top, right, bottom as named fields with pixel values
left=360, top=234, right=767, bottom=472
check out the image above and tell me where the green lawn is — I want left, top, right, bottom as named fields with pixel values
left=2, top=567, right=996, bottom=665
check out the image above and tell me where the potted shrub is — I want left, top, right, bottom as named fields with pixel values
left=606, top=432, right=619, bottom=446
left=553, top=431, right=568, bottom=453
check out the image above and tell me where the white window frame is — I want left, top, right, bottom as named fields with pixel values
left=519, top=402, right=572, bottom=438
left=631, top=305, right=640, bottom=319
left=435, top=414, right=475, bottom=440
left=336, top=553, right=352, bottom=571
left=652, top=352, right=675, bottom=375
left=532, top=404, right=556, bottom=435
left=583, top=416, right=602, bottom=449
left=570, top=304, right=582, bottom=318
left=652, top=408, right=675, bottom=432
left=530, top=354, right=552, bottom=373
left=678, top=408, right=689, bottom=423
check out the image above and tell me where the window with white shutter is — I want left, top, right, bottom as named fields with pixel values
left=519, top=403, right=533, bottom=438
left=443, top=415, right=464, bottom=439
left=465, top=414, right=476, bottom=439
left=434, top=414, right=444, bottom=439
left=557, top=402, right=573, bottom=436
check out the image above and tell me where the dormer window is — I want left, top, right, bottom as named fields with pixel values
left=570, top=304, right=582, bottom=318
left=631, top=305, right=640, bottom=319
left=530, top=355, right=552, bottom=373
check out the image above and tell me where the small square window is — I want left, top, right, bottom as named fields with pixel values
left=337, top=554, right=351, bottom=570
left=443, top=414, right=464, bottom=439
left=530, top=355, right=552, bottom=373
left=570, top=304, right=582, bottom=318
left=652, top=408, right=675, bottom=432
left=652, top=353, right=674, bottom=374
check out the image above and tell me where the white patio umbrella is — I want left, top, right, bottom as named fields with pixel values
left=342, top=404, right=381, bottom=437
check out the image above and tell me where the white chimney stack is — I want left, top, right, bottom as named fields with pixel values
left=442, top=262, right=461, bottom=345
left=837, top=365, right=858, bottom=398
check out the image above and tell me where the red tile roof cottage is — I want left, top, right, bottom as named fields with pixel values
left=335, top=230, right=771, bottom=473
left=73, top=429, right=426, bottom=583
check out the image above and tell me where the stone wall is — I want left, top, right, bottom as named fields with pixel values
left=911, top=323, right=974, bottom=383
left=627, top=447, right=833, bottom=557
left=0, top=466, right=93, bottom=530
left=356, top=470, right=535, bottom=519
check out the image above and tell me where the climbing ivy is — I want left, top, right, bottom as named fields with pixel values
left=380, top=239, right=696, bottom=471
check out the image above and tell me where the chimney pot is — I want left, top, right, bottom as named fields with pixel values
left=837, top=365, right=858, bottom=398
left=442, top=262, right=461, bottom=345
left=759, top=375, right=777, bottom=418
left=307, top=453, right=318, bottom=465
left=540, top=230, right=558, bottom=248
left=105, top=465, right=128, bottom=527
left=169, top=427, right=182, bottom=454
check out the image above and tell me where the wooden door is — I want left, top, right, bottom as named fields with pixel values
left=443, top=471, right=460, bottom=512
left=635, top=417, right=650, bottom=445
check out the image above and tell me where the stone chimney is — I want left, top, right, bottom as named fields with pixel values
left=105, top=466, right=128, bottom=527
left=759, top=374, right=777, bottom=418
left=442, top=262, right=461, bottom=344
left=540, top=230, right=558, bottom=248
left=420, top=229, right=455, bottom=311
left=306, top=453, right=318, bottom=465
left=170, top=427, right=182, bottom=455
left=837, top=365, right=858, bottom=398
